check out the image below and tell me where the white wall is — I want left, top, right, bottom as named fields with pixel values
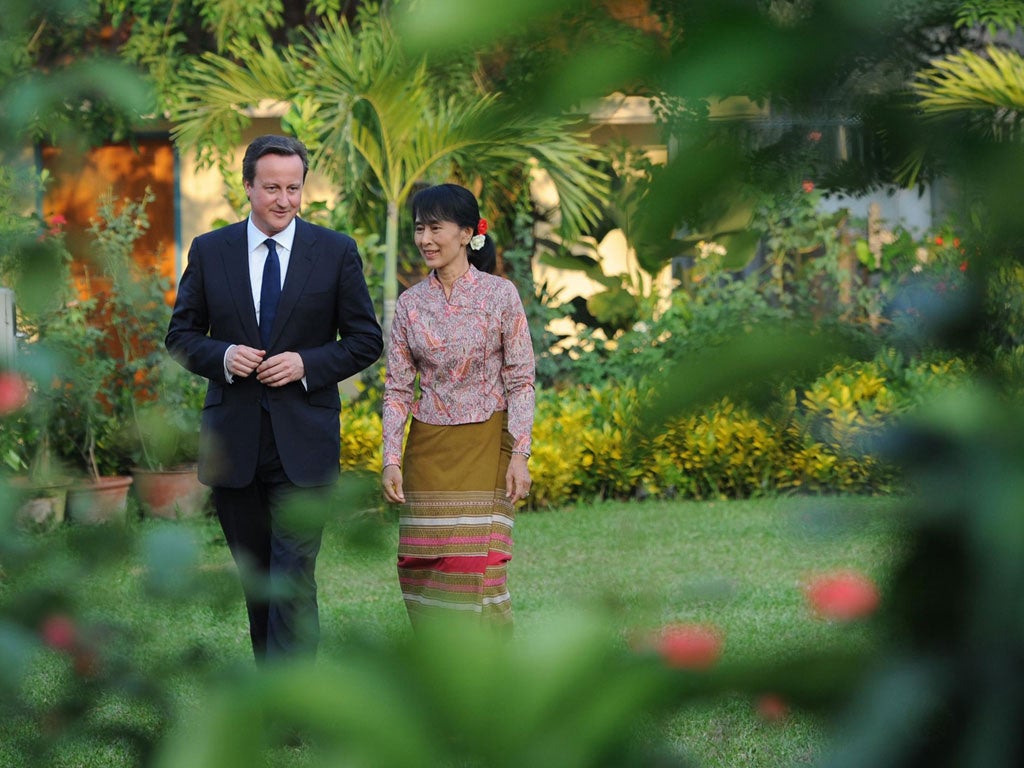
left=818, top=186, right=935, bottom=235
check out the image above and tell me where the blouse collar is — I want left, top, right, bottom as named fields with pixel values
left=429, top=264, right=479, bottom=293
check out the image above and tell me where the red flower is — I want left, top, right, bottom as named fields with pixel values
left=934, top=236, right=944, bottom=246
left=801, top=180, right=815, bottom=194
left=654, top=623, right=723, bottom=669
left=73, top=648, right=100, bottom=679
left=953, top=238, right=961, bottom=248
left=477, top=218, right=488, bottom=236
left=46, top=214, right=68, bottom=237
left=0, top=371, right=30, bottom=415
left=807, top=130, right=822, bottom=143
left=805, top=570, right=880, bottom=621
left=756, top=694, right=789, bottom=723
left=40, top=614, right=77, bottom=651
left=960, top=260, right=968, bottom=272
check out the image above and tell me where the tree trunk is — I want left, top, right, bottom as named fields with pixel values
left=382, top=199, right=399, bottom=350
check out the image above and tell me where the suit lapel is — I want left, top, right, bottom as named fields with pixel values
left=220, top=222, right=261, bottom=345
left=268, top=218, right=317, bottom=347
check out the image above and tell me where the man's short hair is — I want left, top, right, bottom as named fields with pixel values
left=242, top=135, right=309, bottom=185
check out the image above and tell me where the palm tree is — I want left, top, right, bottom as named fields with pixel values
left=913, top=45, right=1024, bottom=128
left=170, top=13, right=609, bottom=341
left=905, top=4, right=1024, bottom=186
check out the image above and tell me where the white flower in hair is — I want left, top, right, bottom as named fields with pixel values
left=470, top=234, right=486, bottom=250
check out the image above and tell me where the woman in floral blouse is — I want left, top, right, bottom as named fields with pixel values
left=381, top=183, right=535, bottom=633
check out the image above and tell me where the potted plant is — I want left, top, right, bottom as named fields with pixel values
left=85, top=189, right=208, bottom=519
left=1, top=187, right=77, bottom=528
left=121, top=361, right=208, bottom=519
left=43, top=191, right=169, bottom=524
left=1, top=367, right=69, bottom=531
left=46, top=294, right=134, bottom=524
left=2, top=365, right=75, bottom=530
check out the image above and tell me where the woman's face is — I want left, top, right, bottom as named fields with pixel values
left=414, top=217, right=473, bottom=273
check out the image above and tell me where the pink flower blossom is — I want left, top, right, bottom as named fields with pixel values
left=0, top=371, right=29, bottom=414
left=756, top=693, right=789, bottom=722
left=807, top=131, right=823, bottom=143
left=40, top=614, right=77, bottom=651
left=653, top=623, right=723, bottom=669
left=801, top=180, right=815, bottom=194
left=805, top=570, right=880, bottom=621
left=46, top=214, right=68, bottom=237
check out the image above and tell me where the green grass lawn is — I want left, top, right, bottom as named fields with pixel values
left=1, top=495, right=901, bottom=768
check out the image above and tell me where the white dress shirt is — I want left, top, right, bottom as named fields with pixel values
left=247, top=216, right=295, bottom=324
left=223, top=217, right=298, bottom=383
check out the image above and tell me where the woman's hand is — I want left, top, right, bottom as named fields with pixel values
left=382, top=465, right=405, bottom=503
left=505, top=454, right=531, bottom=503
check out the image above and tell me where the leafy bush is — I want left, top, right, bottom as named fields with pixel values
left=574, top=384, right=647, bottom=500
left=797, top=360, right=897, bottom=452
left=984, top=259, right=1024, bottom=349
left=643, top=398, right=780, bottom=500
left=339, top=396, right=385, bottom=474
left=527, top=388, right=593, bottom=508
left=338, top=350, right=969, bottom=507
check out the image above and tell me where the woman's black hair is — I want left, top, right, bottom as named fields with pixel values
left=411, top=183, right=496, bottom=273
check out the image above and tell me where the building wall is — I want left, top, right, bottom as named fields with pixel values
left=40, top=136, right=177, bottom=300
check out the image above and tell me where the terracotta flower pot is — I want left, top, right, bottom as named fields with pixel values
left=131, top=465, right=209, bottom=519
left=65, top=475, right=134, bottom=524
left=8, top=476, right=73, bottom=531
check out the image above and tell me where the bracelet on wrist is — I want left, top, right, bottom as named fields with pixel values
left=512, top=450, right=530, bottom=458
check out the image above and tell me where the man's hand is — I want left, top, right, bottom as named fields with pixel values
left=226, top=345, right=265, bottom=378
left=257, top=351, right=305, bottom=386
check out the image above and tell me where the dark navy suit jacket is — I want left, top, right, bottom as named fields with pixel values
left=166, top=218, right=383, bottom=488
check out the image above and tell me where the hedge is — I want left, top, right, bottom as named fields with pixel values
left=339, top=352, right=970, bottom=508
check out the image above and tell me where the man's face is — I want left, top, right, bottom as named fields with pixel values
left=244, top=153, right=304, bottom=236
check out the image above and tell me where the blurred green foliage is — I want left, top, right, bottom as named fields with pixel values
left=395, top=2, right=1024, bottom=767
left=5, top=0, right=1024, bottom=767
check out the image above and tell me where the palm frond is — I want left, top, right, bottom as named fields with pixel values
left=167, top=10, right=609, bottom=243
left=294, top=14, right=609, bottom=236
left=169, top=41, right=292, bottom=162
left=450, top=111, right=610, bottom=238
left=913, top=46, right=1024, bottom=122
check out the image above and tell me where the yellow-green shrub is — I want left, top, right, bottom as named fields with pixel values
left=896, top=355, right=971, bottom=406
left=645, top=398, right=781, bottom=500
left=798, top=361, right=896, bottom=451
left=529, top=389, right=592, bottom=508
left=528, top=384, right=653, bottom=507
left=576, top=384, right=648, bottom=499
left=339, top=398, right=385, bottom=474
left=335, top=353, right=965, bottom=506
left=780, top=443, right=895, bottom=494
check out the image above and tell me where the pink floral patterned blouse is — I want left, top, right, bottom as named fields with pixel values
left=382, top=266, right=536, bottom=468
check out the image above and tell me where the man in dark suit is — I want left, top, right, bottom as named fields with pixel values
left=166, top=134, right=383, bottom=661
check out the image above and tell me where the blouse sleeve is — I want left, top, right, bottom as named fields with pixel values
left=500, top=284, right=536, bottom=454
left=382, top=298, right=416, bottom=468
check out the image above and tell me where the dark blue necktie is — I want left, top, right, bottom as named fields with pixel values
left=260, top=238, right=281, bottom=348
